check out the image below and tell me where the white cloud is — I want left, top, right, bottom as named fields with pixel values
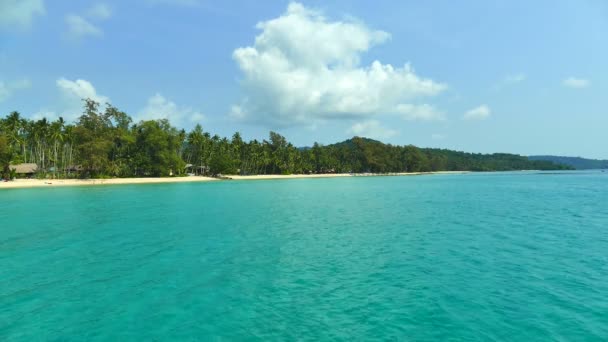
left=65, top=14, right=102, bottom=39
left=87, top=3, right=112, bottom=20
left=562, top=77, right=590, bottom=89
left=146, top=0, right=201, bottom=6
left=56, top=78, right=109, bottom=104
left=396, top=103, right=445, bottom=121
left=21, top=78, right=108, bottom=122
left=505, top=73, right=526, bottom=84
left=229, top=105, right=247, bottom=120
left=137, top=93, right=204, bottom=127
left=463, top=105, right=491, bottom=121
left=231, top=2, right=446, bottom=126
left=492, top=73, right=526, bottom=91
left=0, top=78, right=31, bottom=102
left=65, top=4, right=111, bottom=40
left=348, top=120, right=398, bottom=140
left=431, top=133, right=445, bottom=140
left=0, top=0, right=45, bottom=30
left=31, top=110, right=59, bottom=122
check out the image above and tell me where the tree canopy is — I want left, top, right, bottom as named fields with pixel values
left=0, top=100, right=572, bottom=179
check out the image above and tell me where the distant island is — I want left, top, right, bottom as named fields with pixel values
left=1, top=99, right=572, bottom=181
left=529, top=156, right=608, bottom=170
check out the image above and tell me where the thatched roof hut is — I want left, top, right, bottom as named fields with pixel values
left=9, top=163, right=38, bottom=174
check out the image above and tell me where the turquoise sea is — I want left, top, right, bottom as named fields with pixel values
left=1, top=171, right=607, bottom=340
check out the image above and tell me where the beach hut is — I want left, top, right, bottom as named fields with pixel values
left=184, top=163, right=208, bottom=176
left=9, top=163, right=38, bottom=177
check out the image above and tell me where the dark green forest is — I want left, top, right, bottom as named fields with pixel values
left=0, top=100, right=571, bottom=179
left=529, top=155, right=608, bottom=170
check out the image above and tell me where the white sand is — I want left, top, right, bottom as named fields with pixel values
left=227, top=171, right=467, bottom=180
left=0, top=171, right=469, bottom=189
left=0, top=176, right=218, bottom=189
left=226, top=174, right=352, bottom=180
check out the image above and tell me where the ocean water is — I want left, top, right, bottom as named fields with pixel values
left=1, top=171, right=607, bottom=341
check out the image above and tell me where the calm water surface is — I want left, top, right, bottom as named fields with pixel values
left=1, top=172, right=607, bottom=340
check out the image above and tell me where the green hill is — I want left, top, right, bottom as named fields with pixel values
left=314, top=137, right=573, bottom=173
left=529, top=156, right=608, bottom=170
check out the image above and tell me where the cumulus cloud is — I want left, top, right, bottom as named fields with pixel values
left=0, top=79, right=31, bottom=102
left=463, top=105, right=491, bottom=121
left=57, top=78, right=109, bottom=104
left=137, top=93, right=204, bottom=127
left=0, top=0, right=45, bottom=30
left=231, top=2, right=446, bottom=126
left=348, top=120, right=398, bottom=140
left=25, top=78, right=110, bottom=122
left=562, top=77, right=590, bottom=89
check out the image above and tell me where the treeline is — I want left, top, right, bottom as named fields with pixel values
left=315, top=138, right=572, bottom=173
left=0, top=100, right=571, bottom=179
left=529, top=155, right=608, bottom=170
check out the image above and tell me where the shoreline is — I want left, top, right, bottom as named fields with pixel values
left=227, top=171, right=468, bottom=181
left=0, top=171, right=469, bottom=190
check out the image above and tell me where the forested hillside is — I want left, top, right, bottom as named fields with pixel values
left=0, top=100, right=571, bottom=179
left=529, top=156, right=608, bottom=170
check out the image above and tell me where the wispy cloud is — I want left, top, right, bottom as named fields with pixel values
left=463, top=105, right=491, bottom=121
left=65, top=3, right=112, bottom=40
left=0, top=0, right=45, bottom=30
left=562, top=77, right=590, bottom=89
left=492, top=72, right=527, bottom=91
left=87, top=3, right=112, bottom=20
left=145, top=0, right=202, bottom=6
left=504, top=73, right=526, bottom=84
left=0, top=78, right=31, bottom=102
left=137, top=93, right=205, bottom=128
left=396, top=104, right=445, bottom=121
left=348, top=120, right=398, bottom=140
left=65, top=14, right=103, bottom=39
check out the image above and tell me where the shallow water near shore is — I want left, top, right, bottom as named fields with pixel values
left=1, top=171, right=607, bottom=340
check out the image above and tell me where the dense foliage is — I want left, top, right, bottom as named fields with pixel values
left=0, top=100, right=571, bottom=179
left=529, top=156, right=608, bottom=170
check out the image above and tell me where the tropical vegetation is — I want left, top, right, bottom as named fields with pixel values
left=0, top=100, right=571, bottom=179
left=529, top=156, right=608, bottom=170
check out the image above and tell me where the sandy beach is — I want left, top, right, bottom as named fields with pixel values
left=227, top=171, right=468, bottom=181
left=0, top=171, right=469, bottom=189
left=0, top=176, right=219, bottom=189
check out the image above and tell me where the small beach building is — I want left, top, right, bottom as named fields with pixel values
left=9, top=163, right=38, bottom=177
left=185, top=164, right=208, bottom=175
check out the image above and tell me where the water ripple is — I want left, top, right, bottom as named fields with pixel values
left=1, top=172, right=607, bottom=340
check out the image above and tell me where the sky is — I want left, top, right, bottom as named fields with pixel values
left=1, top=0, right=607, bottom=158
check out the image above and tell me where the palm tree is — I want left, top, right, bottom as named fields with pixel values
left=50, top=118, right=65, bottom=178
left=63, top=125, right=75, bottom=176
left=187, top=124, right=205, bottom=175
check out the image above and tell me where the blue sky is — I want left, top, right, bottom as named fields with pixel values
left=1, top=0, right=606, bottom=158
